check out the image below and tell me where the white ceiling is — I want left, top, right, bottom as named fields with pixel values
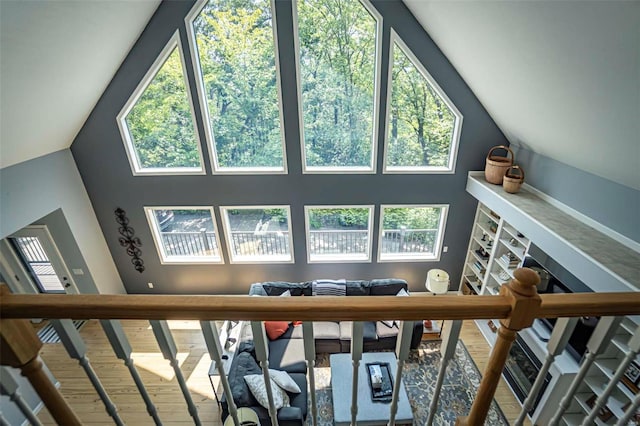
left=405, top=0, right=640, bottom=190
left=0, top=0, right=160, bottom=169
left=1, top=1, right=638, bottom=190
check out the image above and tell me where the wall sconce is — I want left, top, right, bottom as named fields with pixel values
left=426, top=269, right=450, bottom=294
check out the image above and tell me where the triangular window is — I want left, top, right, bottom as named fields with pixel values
left=384, top=31, right=462, bottom=173
left=118, top=32, right=204, bottom=175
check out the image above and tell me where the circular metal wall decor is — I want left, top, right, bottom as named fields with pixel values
left=114, top=207, right=145, bottom=273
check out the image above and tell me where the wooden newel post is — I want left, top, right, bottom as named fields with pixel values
left=0, top=313, right=82, bottom=425
left=457, top=268, right=541, bottom=426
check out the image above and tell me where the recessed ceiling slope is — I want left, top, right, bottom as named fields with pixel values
left=405, top=0, right=639, bottom=190
left=0, top=0, right=160, bottom=169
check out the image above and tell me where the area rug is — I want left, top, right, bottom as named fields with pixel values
left=305, top=340, right=509, bottom=425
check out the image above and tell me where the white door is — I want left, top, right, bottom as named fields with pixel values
left=8, top=226, right=79, bottom=294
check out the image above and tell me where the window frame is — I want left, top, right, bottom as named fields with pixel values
left=304, top=205, right=374, bottom=263
left=376, top=204, right=449, bottom=262
left=219, top=205, right=295, bottom=264
left=185, top=0, right=288, bottom=175
left=382, top=30, right=463, bottom=174
left=145, top=206, right=224, bottom=264
left=293, top=0, right=383, bottom=174
left=117, top=31, right=206, bottom=176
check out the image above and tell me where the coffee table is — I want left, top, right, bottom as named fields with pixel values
left=330, top=352, right=414, bottom=425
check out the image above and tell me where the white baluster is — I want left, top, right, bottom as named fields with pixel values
left=101, top=319, right=162, bottom=425
left=251, top=321, right=279, bottom=426
left=350, top=321, right=364, bottom=426
left=615, top=390, right=640, bottom=426
left=200, top=320, right=240, bottom=426
left=0, top=366, right=43, bottom=426
left=302, top=321, right=317, bottom=426
left=51, top=319, right=124, bottom=426
left=389, top=320, right=414, bottom=426
left=582, top=323, right=640, bottom=425
left=427, top=319, right=463, bottom=426
left=150, top=320, right=201, bottom=426
left=549, top=316, right=622, bottom=426
left=515, top=317, right=579, bottom=426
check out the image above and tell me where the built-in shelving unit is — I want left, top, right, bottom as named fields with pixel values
left=464, top=172, right=640, bottom=426
left=561, top=317, right=640, bottom=425
left=460, top=202, right=531, bottom=343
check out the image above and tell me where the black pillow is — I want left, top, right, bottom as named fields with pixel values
left=228, top=351, right=262, bottom=407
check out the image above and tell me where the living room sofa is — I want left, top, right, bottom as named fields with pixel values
left=220, top=278, right=422, bottom=425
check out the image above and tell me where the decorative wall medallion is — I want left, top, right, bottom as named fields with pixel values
left=114, top=208, right=144, bottom=273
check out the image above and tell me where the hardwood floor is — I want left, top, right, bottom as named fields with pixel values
left=36, top=319, right=530, bottom=425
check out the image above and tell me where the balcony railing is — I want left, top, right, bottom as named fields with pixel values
left=161, top=231, right=218, bottom=256
left=1, top=270, right=639, bottom=426
left=160, top=228, right=439, bottom=258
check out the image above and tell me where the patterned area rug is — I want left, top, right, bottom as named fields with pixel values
left=304, top=340, right=509, bottom=425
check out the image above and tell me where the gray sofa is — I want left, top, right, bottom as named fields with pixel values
left=221, top=278, right=422, bottom=425
left=248, top=278, right=424, bottom=352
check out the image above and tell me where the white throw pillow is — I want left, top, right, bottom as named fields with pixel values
left=380, top=320, right=395, bottom=328
left=391, top=288, right=410, bottom=327
left=268, top=369, right=301, bottom=393
left=244, top=374, right=290, bottom=410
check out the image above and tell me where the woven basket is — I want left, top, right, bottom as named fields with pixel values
left=503, top=165, right=525, bottom=193
left=485, top=145, right=514, bottom=184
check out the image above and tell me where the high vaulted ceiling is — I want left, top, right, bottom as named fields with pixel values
left=1, top=0, right=638, bottom=189
left=0, top=0, right=160, bottom=169
left=405, top=0, right=639, bottom=190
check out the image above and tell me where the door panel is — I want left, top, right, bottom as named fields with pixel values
left=9, top=226, right=78, bottom=294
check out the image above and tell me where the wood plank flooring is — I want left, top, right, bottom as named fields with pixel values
left=36, top=319, right=530, bottom=425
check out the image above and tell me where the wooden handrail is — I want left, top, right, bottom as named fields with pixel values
left=1, top=287, right=639, bottom=321
left=2, top=275, right=640, bottom=426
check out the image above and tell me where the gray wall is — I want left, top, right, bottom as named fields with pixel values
left=512, top=145, right=640, bottom=245
left=71, top=0, right=509, bottom=294
left=0, top=150, right=125, bottom=294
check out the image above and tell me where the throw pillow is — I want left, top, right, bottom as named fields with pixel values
left=264, top=321, right=290, bottom=340
left=312, top=279, right=347, bottom=296
left=380, top=320, right=395, bottom=328
left=244, top=374, right=290, bottom=410
left=268, top=369, right=301, bottom=393
left=391, top=288, right=411, bottom=327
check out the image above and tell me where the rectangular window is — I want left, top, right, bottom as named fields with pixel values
left=145, top=207, right=223, bottom=263
left=378, top=205, right=448, bottom=262
left=305, top=206, right=373, bottom=263
left=295, top=0, right=382, bottom=173
left=186, top=0, right=287, bottom=174
left=220, top=206, right=293, bottom=263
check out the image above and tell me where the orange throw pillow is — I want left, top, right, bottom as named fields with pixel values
left=264, top=321, right=290, bottom=340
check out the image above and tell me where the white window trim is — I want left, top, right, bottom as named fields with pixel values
left=382, top=30, right=463, bottom=174
left=219, top=205, right=294, bottom=264
left=304, top=205, right=374, bottom=263
left=145, top=206, right=224, bottom=264
left=117, top=31, right=206, bottom=176
left=376, top=204, right=449, bottom=262
left=293, top=0, right=382, bottom=175
left=185, top=0, right=288, bottom=175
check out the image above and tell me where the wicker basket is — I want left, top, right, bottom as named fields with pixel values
left=503, top=165, right=525, bottom=193
left=485, top=145, right=514, bottom=184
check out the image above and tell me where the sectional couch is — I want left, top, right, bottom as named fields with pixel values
left=221, top=279, right=423, bottom=425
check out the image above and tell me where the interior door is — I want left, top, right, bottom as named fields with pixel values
left=8, top=226, right=78, bottom=294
